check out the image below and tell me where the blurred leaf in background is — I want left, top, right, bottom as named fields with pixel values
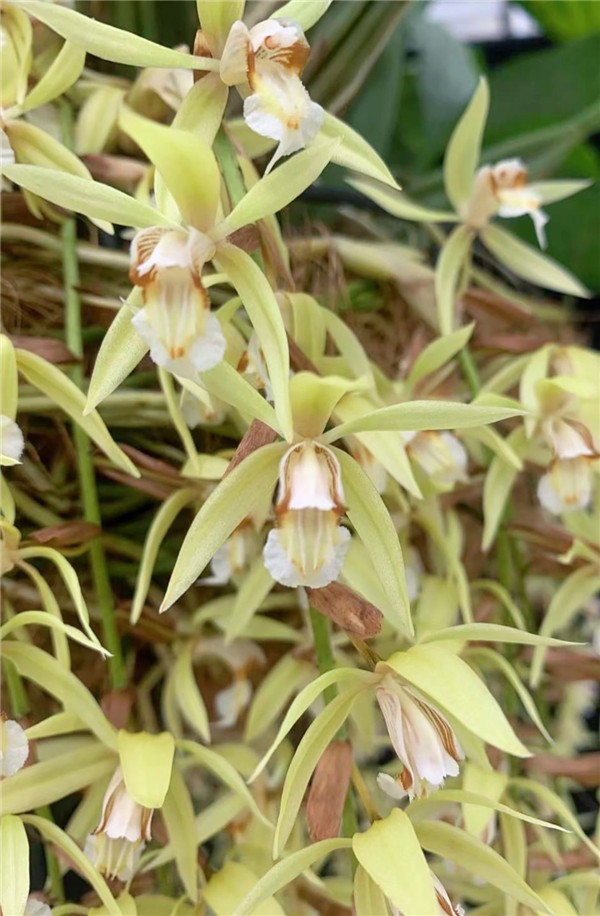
left=517, top=0, right=600, bottom=41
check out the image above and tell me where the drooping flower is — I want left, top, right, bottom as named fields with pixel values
left=0, top=413, right=24, bottom=465
left=129, top=226, right=225, bottom=380
left=87, top=765, right=153, bottom=881
left=263, top=440, right=350, bottom=588
left=538, top=417, right=598, bottom=515
left=0, top=715, right=29, bottom=777
left=24, top=900, right=51, bottom=916
left=404, top=430, right=468, bottom=488
left=192, top=636, right=265, bottom=728
left=220, top=18, right=324, bottom=171
left=461, top=158, right=549, bottom=248
left=202, top=518, right=260, bottom=585
left=376, top=676, right=464, bottom=800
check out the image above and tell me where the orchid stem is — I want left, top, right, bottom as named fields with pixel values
left=37, top=805, right=65, bottom=904
left=4, top=659, right=29, bottom=717
left=59, top=100, right=126, bottom=689
left=309, top=606, right=337, bottom=705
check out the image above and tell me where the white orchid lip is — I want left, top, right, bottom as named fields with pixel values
left=129, top=227, right=224, bottom=380
left=90, top=765, right=153, bottom=881
left=462, top=157, right=549, bottom=248
left=0, top=716, right=29, bottom=777
left=220, top=18, right=323, bottom=171
left=263, top=440, right=350, bottom=588
left=406, top=431, right=468, bottom=488
left=538, top=455, right=594, bottom=516
left=376, top=677, right=464, bottom=800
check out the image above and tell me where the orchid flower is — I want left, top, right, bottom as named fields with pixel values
left=0, top=716, right=29, bottom=777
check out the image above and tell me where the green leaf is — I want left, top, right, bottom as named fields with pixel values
left=219, top=141, right=339, bottom=236
left=509, top=778, right=600, bottom=862
left=178, top=740, right=270, bottom=828
left=162, top=768, right=199, bottom=903
left=435, top=224, right=474, bottom=335
left=13, top=0, right=217, bottom=70
left=353, top=808, right=439, bottom=916
left=9, top=561, right=70, bottom=667
left=1, top=642, right=117, bottom=749
left=518, top=1, right=600, bottom=40
left=407, top=323, right=474, bottom=387
left=415, top=820, right=551, bottom=912
left=323, top=400, right=523, bottom=443
left=162, top=442, right=284, bottom=611
left=0, top=336, right=18, bottom=420
left=3, top=165, right=170, bottom=232
left=245, top=655, right=310, bottom=742
left=0, top=815, right=29, bottom=916
left=443, top=77, right=489, bottom=210
left=22, top=815, right=120, bottom=915
left=2, top=741, right=115, bottom=814
left=421, top=622, right=579, bottom=648
left=0, top=610, right=107, bottom=656
left=21, top=39, right=85, bottom=111
left=462, top=424, right=523, bottom=471
left=409, top=788, right=567, bottom=833
left=249, top=667, right=372, bottom=782
left=232, top=838, right=352, bottom=916
left=531, top=565, right=600, bottom=686
left=192, top=360, right=280, bottom=431
left=320, top=112, right=399, bottom=188
left=273, top=688, right=359, bottom=857
left=271, top=0, right=332, bottom=31
left=120, top=106, right=221, bottom=233
left=131, top=488, right=197, bottom=625
left=528, top=178, right=592, bottom=206
left=383, top=644, right=530, bottom=757
left=353, top=865, right=389, bottom=916
left=481, top=224, right=590, bottom=297
left=225, top=557, right=274, bottom=643
left=171, top=643, right=212, bottom=744
left=172, top=72, right=228, bottom=146
left=205, top=862, right=285, bottom=916
left=118, top=730, right=175, bottom=809
left=350, top=175, right=456, bottom=223
left=25, top=711, right=83, bottom=741
left=482, top=427, right=529, bottom=551
left=213, top=244, right=292, bottom=441
left=333, top=448, right=412, bottom=634
left=85, top=294, right=148, bottom=414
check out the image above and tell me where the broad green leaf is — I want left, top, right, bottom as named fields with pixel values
left=531, top=565, right=600, bottom=686
left=323, top=400, right=523, bottom=442
left=421, top=622, right=579, bottom=648
left=162, top=442, right=284, bottom=611
left=271, top=0, right=331, bottom=31
left=178, top=740, right=270, bottom=827
left=0, top=610, right=107, bottom=656
left=233, top=838, right=353, bottom=916
left=333, top=448, right=412, bottom=634
left=172, top=72, right=228, bottom=146
left=22, top=815, right=120, bottom=915
left=536, top=887, right=579, bottom=916
left=3, top=165, right=169, bottom=232
left=85, top=294, right=148, bottom=414
left=16, top=348, right=139, bottom=476
left=213, top=244, right=292, bottom=440
left=444, top=77, right=490, bottom=210
left=249, top=667, right=372, bottom=782
left=415, top=821, right=550, bottom=913
left=13, top=0, right=217, bottom=70
left=21, top=39, right=85, bottom=111
left=196, top=0, right=245, bottom=55
left=466, top=648, right=552, bottom=743
left=407, top=323, right=475, bottom=387
left=481, top=224, right=590, bottom=297
left=350, top=175, right=456, bottom=223
left=118, top=730, right=174, bottom=809
left=219, top=141, right=339, bottom=236
left=435, top=224, right=474, bottom=335
left=409, top=788, right=566, bottom=834
left=353, top=809, right=439, bottom=916
left=193, top=359, right=280, bottom=431
left=353, top=865, right=389, bottom=916
left=383, top=644, right=531, bottom=757
left=320, top=112, right=399, bottom=188
left=273, top=689, right=359, bottom=857
left=482, top=427, right=529, bottom=552
left=120, top=106, right=221, bottom=232
left=1, top=642, right=117, bottom=749
left=0, top=336, right=18, bottom=419
left=509, top=777, right=600, bottom=862
left=205, top=862, right=285, bottom=916
left=225, top=557, right=274, bottom=643
left=245, top=655, right=310, bottom=742
left=162, top=768, right=199, bottom=903
left=0, top=815, right=29, bottom=916
left=2, top=741, right=115, bottom=814
left=172, top=643, right=211, bottom=743
left=131, top=488, right=197, bottom=625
